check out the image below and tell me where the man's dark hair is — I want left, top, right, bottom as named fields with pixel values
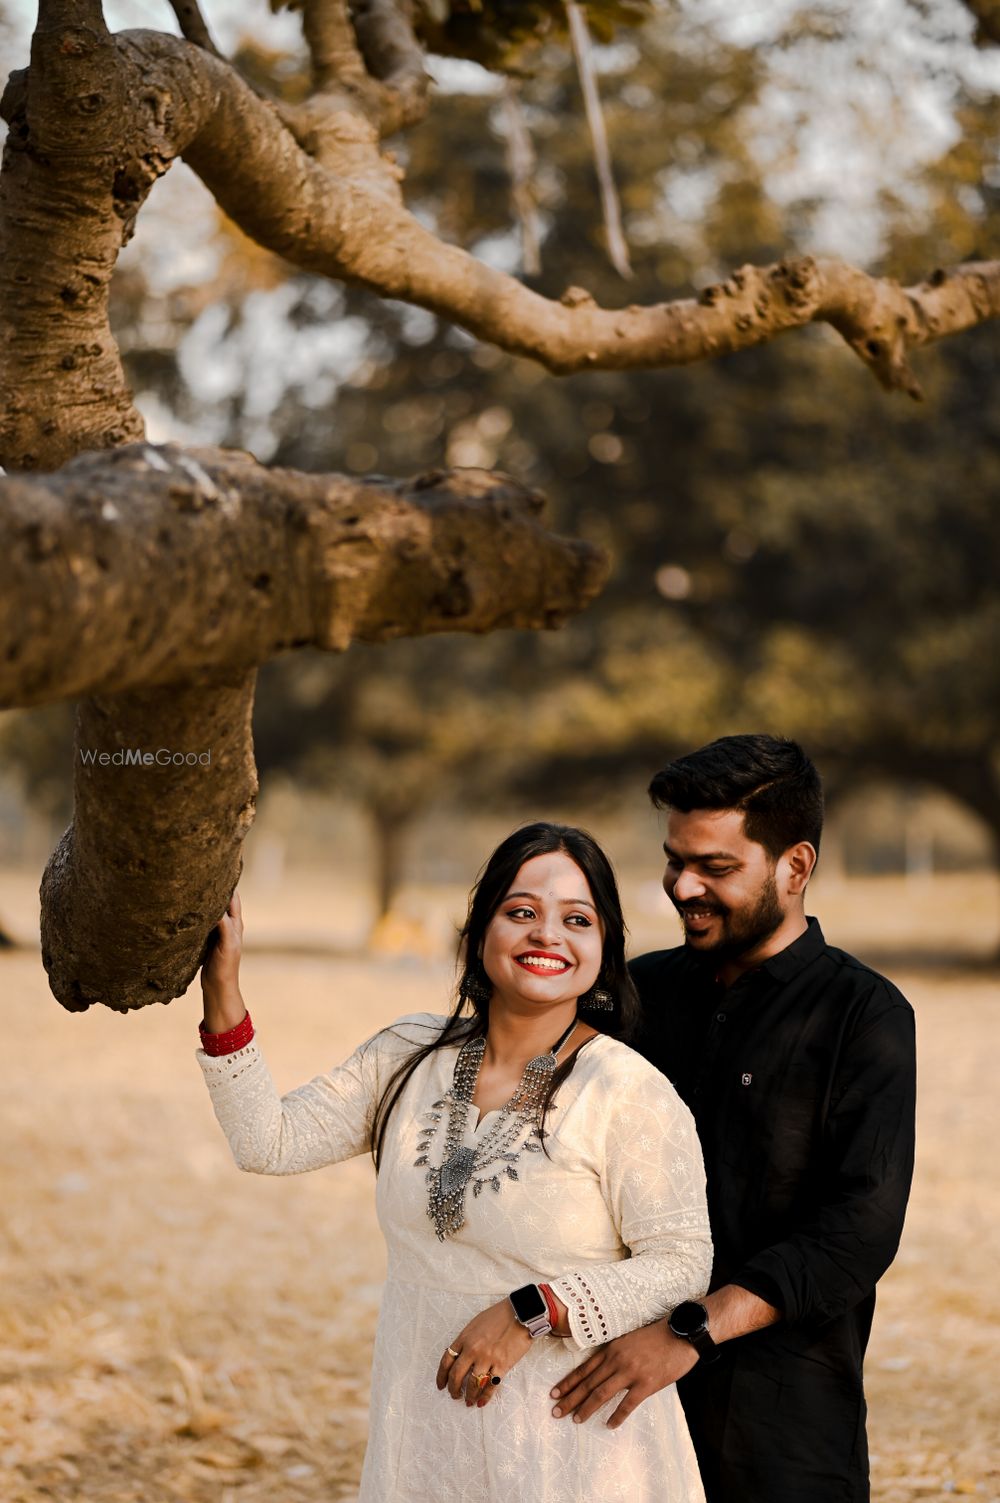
left=649, top=734, right=823, bottom=860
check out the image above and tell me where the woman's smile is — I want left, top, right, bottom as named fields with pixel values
left=515, top=950, right=572, bottom=976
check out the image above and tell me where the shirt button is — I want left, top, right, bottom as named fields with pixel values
left=716, top=1012, right=727, bottom=1022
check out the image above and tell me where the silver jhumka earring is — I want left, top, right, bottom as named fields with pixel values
left=458, top=964, right=492, bottom=1006
left=578, top=979, right=614, bottom=1012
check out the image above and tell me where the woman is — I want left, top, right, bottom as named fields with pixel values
left=197, top=822, right=711, bottom=1502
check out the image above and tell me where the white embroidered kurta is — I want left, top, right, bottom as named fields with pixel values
left=198, top=1015, right=712, bottom=1502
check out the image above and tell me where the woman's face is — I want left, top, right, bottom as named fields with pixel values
left=480, top=850, right=605, bottom=1012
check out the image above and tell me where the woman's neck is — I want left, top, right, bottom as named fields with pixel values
left=484, top=997, right=581, bottom=1070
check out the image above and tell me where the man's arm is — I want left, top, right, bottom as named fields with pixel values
left=550, top=1284, right=779, bottom=1428
left=552, top=981, right=916, bottom=1427
left=732, top=986, right=916, bottom=1326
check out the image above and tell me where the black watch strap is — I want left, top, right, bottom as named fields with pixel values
left=668, top=1300, right=721, bottom=1365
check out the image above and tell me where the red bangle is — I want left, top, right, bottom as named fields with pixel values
left=199, top=1010, right=254, bottom=1056
left=539, top=1283, right=560, bottom=1330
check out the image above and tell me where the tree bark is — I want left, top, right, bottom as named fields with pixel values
left=0, top=445, right=606, bottom=710
left=40, top=671, right=258, bottom=1012
left=9, top=449, right=604, bottom=1011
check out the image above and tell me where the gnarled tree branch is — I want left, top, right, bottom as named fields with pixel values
left=167, top=0, right=224, bottom=59
left=13, top=444, right=606, bottom=1011
left=160, top=32, right=1000, bottom=397
left=0, top=445, right=606, bottom=710
left=350, top=0, right=429, bottom=132
left=41, top=671, right=260, bottom=1014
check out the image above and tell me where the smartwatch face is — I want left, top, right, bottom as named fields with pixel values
left=670, top=1301, right=708, bottom=1338
left=509, top=1284, right=548, bottom=1323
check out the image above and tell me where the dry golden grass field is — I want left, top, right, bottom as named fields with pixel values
left=1, top=868, right=998, bottom=1503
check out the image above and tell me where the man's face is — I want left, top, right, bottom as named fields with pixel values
left=662, top=807, right=787, bottom=961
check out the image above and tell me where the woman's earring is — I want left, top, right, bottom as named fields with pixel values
left=578, top=980, right=614, bottom=1012
left=459, top=963, right=493, bottom=1006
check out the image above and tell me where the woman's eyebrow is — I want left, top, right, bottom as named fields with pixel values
left=504, top=890, right=597, bottom=910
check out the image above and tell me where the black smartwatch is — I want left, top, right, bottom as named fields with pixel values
left=668, top=1300, right=721, bottom=1364
left=508, top=1283, right=552, bottom=1338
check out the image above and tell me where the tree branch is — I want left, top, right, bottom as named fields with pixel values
left=166, top=0, right=224, bottom=59
left=41, top=670, right=260, bottom=1013
left=16, top=443, right=606, bottom=1013
left=301, top=0, right=371, bottom=91
left=286, top=0, right=428, bottom=156
left=960, top=0, right=1000, bottom=45
left=162, top=35, right=1000, bottom=395
left=350, top=0, right=429, bottom=132
left=0, top=444, right=607, bottom=710
left=565, top=0, right=631, bottom=279
left=502, top=80, right=542, bottom=276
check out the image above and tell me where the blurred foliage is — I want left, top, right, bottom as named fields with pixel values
left=2, top=3, right=999, bottom=911
left=272, top=0, right=654, bottom=71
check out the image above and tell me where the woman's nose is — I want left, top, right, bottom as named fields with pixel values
left=528, top=912, right=561, bottom=946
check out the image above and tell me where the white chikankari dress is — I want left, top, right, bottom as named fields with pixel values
left=197, top=1014, right=711, bottom=1502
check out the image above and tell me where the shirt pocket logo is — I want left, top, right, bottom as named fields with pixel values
left=741, top=1072, right=753, bottom=1086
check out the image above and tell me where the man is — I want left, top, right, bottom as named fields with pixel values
left=551, top=734, right=916, bottom=1503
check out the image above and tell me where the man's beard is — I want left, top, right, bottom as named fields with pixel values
left=674, top=871, right=785, bottom=963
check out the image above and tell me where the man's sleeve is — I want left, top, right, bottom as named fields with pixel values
left=732, top=982, right=917, bottom=1328
left=626, top=951, right=666, bottom=1063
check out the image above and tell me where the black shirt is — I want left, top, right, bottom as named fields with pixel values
left=630, top=918, right=916, bottom=1503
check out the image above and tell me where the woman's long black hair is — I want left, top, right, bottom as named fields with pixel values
left=370, top=821, right=640, bottom=1171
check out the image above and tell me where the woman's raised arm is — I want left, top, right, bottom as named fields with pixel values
left=196, top=892, right=439, bottom=1175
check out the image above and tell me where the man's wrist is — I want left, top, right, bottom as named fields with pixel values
left=702, top=1284, right=780, bottom=1344
left=667, top=1300, right=721, bottom=1364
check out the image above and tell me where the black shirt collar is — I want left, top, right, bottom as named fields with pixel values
left=680, top=914, right=826, bottom=990
left=755, top=915, right=826, bottom=983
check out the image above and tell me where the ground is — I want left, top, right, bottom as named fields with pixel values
left=0, top=867, right=997, bottom=1502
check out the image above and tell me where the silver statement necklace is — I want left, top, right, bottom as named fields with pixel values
left=419, top=1016, right=580, bottom=1241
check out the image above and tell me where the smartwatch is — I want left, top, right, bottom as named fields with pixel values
left=508, top=1283, right=553, bottom=1338
left=668, top=1300, right=721, bottom=1364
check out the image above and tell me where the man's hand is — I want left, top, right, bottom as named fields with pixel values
left=549, top=1320, right=698, bottom=1429
left=551, top=1285, right=780, bottom=1429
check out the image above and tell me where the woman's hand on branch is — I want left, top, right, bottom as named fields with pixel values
left=200, top=891, right=246, bottom=1031
left=436, top=1298, right=534, bottom=1409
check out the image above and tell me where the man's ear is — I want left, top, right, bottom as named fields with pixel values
left=783, top=841, right=818, bottom=895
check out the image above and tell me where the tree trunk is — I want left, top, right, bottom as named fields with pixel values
left=369, top=803, right=409, bottom=924
left=40, top=671, right=258, bottom=1012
